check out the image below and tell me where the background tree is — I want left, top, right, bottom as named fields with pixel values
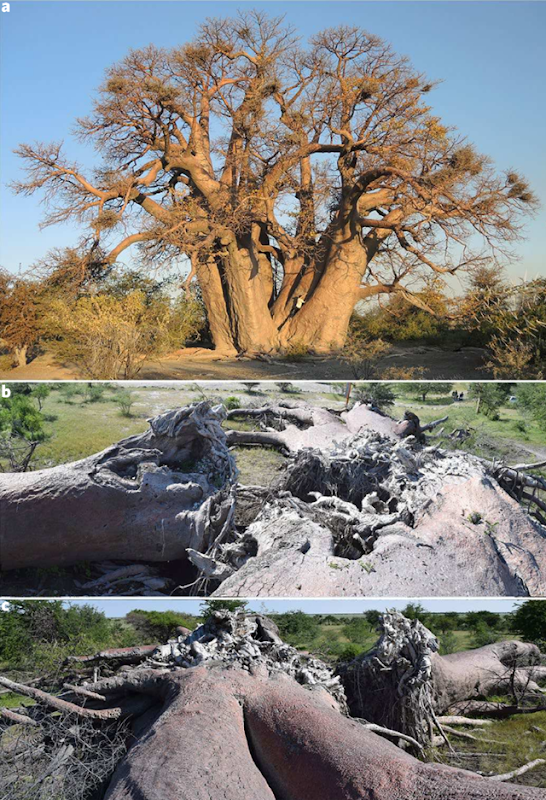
left=411, top=382, right=452, bottom=402
left=12, top=13, right=537, bottom=355
left=516, top=384, right=546, bottom=430
left=511, top=600, right=546, bottom=646
left=199, top=599, right=248, bottom=618
left=468, top=382, right=512, bottom=418
left=0, top=392, right=49, bottom=472
left=351, top=381, right=395, bottom=408
left=0, top=272, right=44, bottom=366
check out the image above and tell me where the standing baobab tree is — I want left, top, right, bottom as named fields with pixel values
left=13, top=12, right=537, bottom=355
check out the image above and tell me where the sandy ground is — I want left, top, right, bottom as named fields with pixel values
left=0, top=343, right=491, bottom=381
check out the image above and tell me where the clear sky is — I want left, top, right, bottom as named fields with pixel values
left=0, top=597, right=528, bottom=617
left=1, top=1, right=545, bottom=284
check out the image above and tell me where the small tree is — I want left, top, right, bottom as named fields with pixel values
left=30, top=383, right=51, bottom=410
left=0, top=273, right=44, bottom=367
left=352, top=382, right=396, bottom=408
left=412, top=382, right=452, bottom=403
left=341, top=324, right=391, bottom=379
left=0, top=394, right=49, bottom=472
left=516, top=384, right=546, bottom=429
left=468, top=383, right=511, bottom=418
left=115, top=390, right=135, bottom=417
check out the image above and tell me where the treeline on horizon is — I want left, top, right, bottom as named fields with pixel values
left=1, top=599, right=545, bottom=675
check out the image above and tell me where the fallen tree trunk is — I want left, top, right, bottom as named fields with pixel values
left=214, top=455, right=546, bottom=597
left=226, top=401, right=430, bottom=451
left=1, top=611, right=542, bottom=800
left=0, top=402, right=236, bottom=570
left=340, top=611, right=546, bottom=746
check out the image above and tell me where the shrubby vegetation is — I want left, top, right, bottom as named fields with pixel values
left=0, top=601, right=140, bottom=672
left=0, top=387, right=49, bottom=472
left=0, top=255, right=205, bottom=377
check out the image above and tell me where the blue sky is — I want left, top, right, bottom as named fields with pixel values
left=0, top=598, right=528, bottom=617
left=1, top=1, right=545, bottom=283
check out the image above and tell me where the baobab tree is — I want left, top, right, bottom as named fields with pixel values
left=13, top=12, right=537, bottom=354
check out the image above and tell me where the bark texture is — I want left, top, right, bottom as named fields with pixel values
left=340, top=612, right=546, bottom=746
left=216, top=407, right=546, bottom=596
left=2, top=611, right=544, bottom=799
left=0, top=402, right=235, bottom=569
left=11, top=611, right=546, bottom=800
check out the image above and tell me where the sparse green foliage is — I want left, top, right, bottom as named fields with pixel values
left=115, top=390, right=135, bottom=417
left=0, top=393, right=49, bottom=471
left=125, top=609, right=196, bottom=641
left=199, top=600, right=248, bottom=618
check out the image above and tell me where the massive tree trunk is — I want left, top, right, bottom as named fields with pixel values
left=278, top=236, right=368, bottom=351
left=2, top=400, right=545, bottom=597
left=2, top=612, right=543, bottom=800
left=216, top=403, right=546, bottom=597
left=0, top=403, right=236, bottom=570
left=340, top=611, right=546, bottom=746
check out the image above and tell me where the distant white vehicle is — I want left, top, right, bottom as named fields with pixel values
left=508, top=396, right=518, bottom=403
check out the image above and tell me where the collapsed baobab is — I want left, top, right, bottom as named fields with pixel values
left=1, top=610, right=545, bottom=799
left=1, top=400, right=546, bottom=597
left=13, top=13, right=536, bottom=355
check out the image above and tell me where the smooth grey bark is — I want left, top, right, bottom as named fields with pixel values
left=0, top=402, right=236, bottom=569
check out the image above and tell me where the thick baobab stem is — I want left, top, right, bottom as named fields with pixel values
left=340, top=612, right=546, bottom=745
left=2, top=612, right=544, bottom=800
left=196, top=255, right=238, bottom=356
left=279, top=237, right=367, bottom=350
left=215, top=406, right=546, bottom=597
left=0, top=403, right=236, bottom=570
left=101, top=667, right=544, bottom=800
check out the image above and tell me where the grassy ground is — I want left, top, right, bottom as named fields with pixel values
left=429, top=710, right=546, bottom=788
left=17, top=382, right=546, bottom=471
left=1, top=383, right=544, bottom=595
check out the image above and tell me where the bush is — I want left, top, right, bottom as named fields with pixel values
left=282, top=342, right=309, bottom=361
left=352, top=382, right=396, bottom=408
left=0, top=601, right=131, bottom=670
left=341, top=321, right=391, bottom=379
left=200, top=600, right=248, bottom=618
left=115, top=390, right=135, bottom=417
left=510, top=601, right=546, bottom=644
left=126, top=610, right=197, bottom=641
left=224, top=396, right=241, bottom=410
left=44, top=290, right=204, bottom=379
left=342, top=617, right=373, bottom=643
left=274, top=611, right=320, bottom=646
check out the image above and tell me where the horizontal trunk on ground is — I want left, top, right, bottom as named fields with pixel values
left=2, top=612, right=543, bottom=799
left=102, top=668, right=545, bottom=799
left=0, top=403, right=235, bottom=570
left=340, top=612, right=546, bottom=747
left=216, top=409, right=546, bottom=595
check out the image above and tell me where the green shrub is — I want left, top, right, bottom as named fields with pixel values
left=126, top=610, right=197, bottom=641
left=224, top=396, right=241, bottom=410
